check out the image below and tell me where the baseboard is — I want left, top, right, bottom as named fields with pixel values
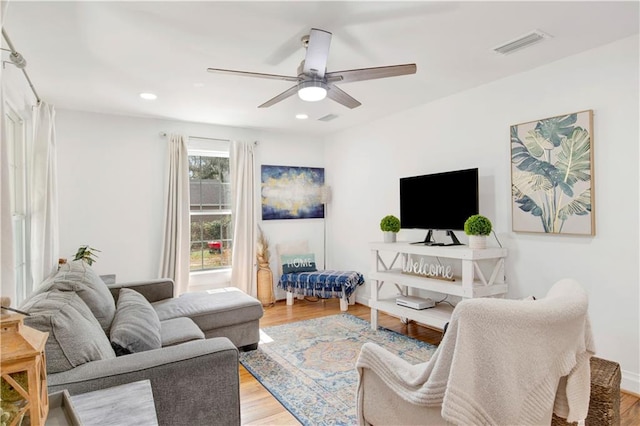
left=621, top=369, right=640, bottom=395
left=355, top=295, right=371, bottom=307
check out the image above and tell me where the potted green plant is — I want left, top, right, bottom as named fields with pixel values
left=380, top=215, right=401, bottom=243
left=463, top=215, right=492, bottom=249
left=73, top=245, right=100, bottom=265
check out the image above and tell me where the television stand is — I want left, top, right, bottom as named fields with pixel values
left=410, top=230, right=435, bottom=245
left=369, top=242, right=508, bottom=330
left=444, top=230, right=463, bottom=246
left=410, top=230, right=464, bottom=246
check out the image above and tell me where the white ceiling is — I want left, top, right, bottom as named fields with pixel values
left=2, top=1, right=638, bottom=135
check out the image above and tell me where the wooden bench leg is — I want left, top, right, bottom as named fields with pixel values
left=340, top=298, right=348, bottom=312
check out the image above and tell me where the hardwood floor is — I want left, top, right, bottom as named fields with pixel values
left=239, top=299, right=640, bottom=425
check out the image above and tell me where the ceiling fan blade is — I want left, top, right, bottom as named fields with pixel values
left=258, top=85, right=300, bottom=108
left=326, top=84, right=361, bottom=109
left=207, top=68, right=298, bottom=82
left=326, top=63, right=417, bottom=84
left=303, top=28, right=332, bottom=78
left=265, top=27, right=308, bottom=66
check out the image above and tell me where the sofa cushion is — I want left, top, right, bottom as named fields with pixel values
left=34, top=260, right=116, bottom=332
left=22, top=290, right=116, bottom=373
left=110, top=288, right=162, bottom=355
left=152, top=289, right=263, bottom=332
left=160, top=317, right=205, bottom=346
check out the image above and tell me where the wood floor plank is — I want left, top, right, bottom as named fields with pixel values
left=620, top=391, right=635, bottom=413
left=239, top=299, right=640, bottom=425
left=621, top=402, right=640, bottom=426
left=621, top=392, right=640, bottom=426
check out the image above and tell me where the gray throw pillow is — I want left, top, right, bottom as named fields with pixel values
left=110, top=288, right=162, bottom=355
left=22, top=290, right=116, bottom=373
left=160, top=317, right=205, bottom=347
left=35, top=260, right=116, bottom=332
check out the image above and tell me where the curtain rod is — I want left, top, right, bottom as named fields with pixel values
left=160, top=132, right=258, bottom=145
left=1, top=28, right=42, bottom=104
left=160, top=132, right=229, bottom=143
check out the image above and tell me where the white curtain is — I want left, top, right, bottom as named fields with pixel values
left=0, top=82, right=16, bottom=302
left=159, top=134, right=190, bottom=295
left=30, top=102, right=59, bottom=288
left=230, top=140, right=257, bottom=296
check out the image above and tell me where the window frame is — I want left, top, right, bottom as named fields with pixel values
left=187, top=143, right=232, bottom=273
left=5, top=102, right=30, bottom=303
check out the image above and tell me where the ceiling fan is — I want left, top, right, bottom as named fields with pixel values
left=207, top=28, right=417, bottom=109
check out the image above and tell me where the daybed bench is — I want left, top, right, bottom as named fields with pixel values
left=275, top=239, right=364, bottom=311
left=278, top=269, right=364, bottom=311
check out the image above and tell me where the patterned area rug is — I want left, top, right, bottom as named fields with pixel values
left=239, top=313, right=437, bottom=426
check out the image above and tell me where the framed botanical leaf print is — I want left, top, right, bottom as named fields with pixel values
left=510, top=110, right=595, bottom=235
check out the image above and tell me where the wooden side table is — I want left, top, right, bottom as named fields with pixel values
left=69, top=380, right=157, bottom=426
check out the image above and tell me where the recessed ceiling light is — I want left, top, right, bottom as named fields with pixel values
left=295, top=113, right=309, bottom=120
left=139, top=92, right=157, bottom=100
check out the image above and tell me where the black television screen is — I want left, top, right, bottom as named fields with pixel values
left=400, top=168, right=479, bottom=237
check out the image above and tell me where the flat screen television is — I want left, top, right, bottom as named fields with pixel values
left=400, top=168, right=479, bottom=245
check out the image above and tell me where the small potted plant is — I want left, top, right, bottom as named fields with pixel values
left=73, top=245, right=100, bottom=265
left=380, top=215, right=401, bottom=243
left=463, top=215, right=492, bottom=249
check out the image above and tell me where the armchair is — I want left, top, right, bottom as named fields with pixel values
left=356, top=278, right=595, bottom=425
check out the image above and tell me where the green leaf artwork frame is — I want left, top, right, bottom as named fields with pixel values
left=510, top=110, right=595, bottom=235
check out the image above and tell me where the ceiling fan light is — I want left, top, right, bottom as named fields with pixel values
left=298, top=80, right=327, bottom=102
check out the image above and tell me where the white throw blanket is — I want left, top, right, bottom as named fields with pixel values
left=356, top=278, right=595, bottom=425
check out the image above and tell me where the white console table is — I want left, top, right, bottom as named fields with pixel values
left=369, top=241, right=508, bottom=330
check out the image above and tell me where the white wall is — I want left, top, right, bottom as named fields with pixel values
left=255, top=136, right=327, bottom=300
left=325, top=36, right=639, bottom=393
left=55, top=110, right=325, bottom=294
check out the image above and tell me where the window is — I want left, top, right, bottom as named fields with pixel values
left=189, top=151, right=232, bottom=272
left=5, top=106, right=29, bottom=303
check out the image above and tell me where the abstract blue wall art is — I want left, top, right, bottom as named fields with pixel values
left=261, top=165, right=325, bottom=220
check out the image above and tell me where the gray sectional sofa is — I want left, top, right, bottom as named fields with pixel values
left=19, top=260, right=264, bottom=425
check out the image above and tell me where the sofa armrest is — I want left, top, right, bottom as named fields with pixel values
left=47, top=337, right=240, bottom=425
left=107, top=279, right=174, bottom=303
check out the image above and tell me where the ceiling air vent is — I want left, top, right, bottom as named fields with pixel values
left=493, top=30, right=550, bottom=55
left=318, top=114, right=339, bottom=122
